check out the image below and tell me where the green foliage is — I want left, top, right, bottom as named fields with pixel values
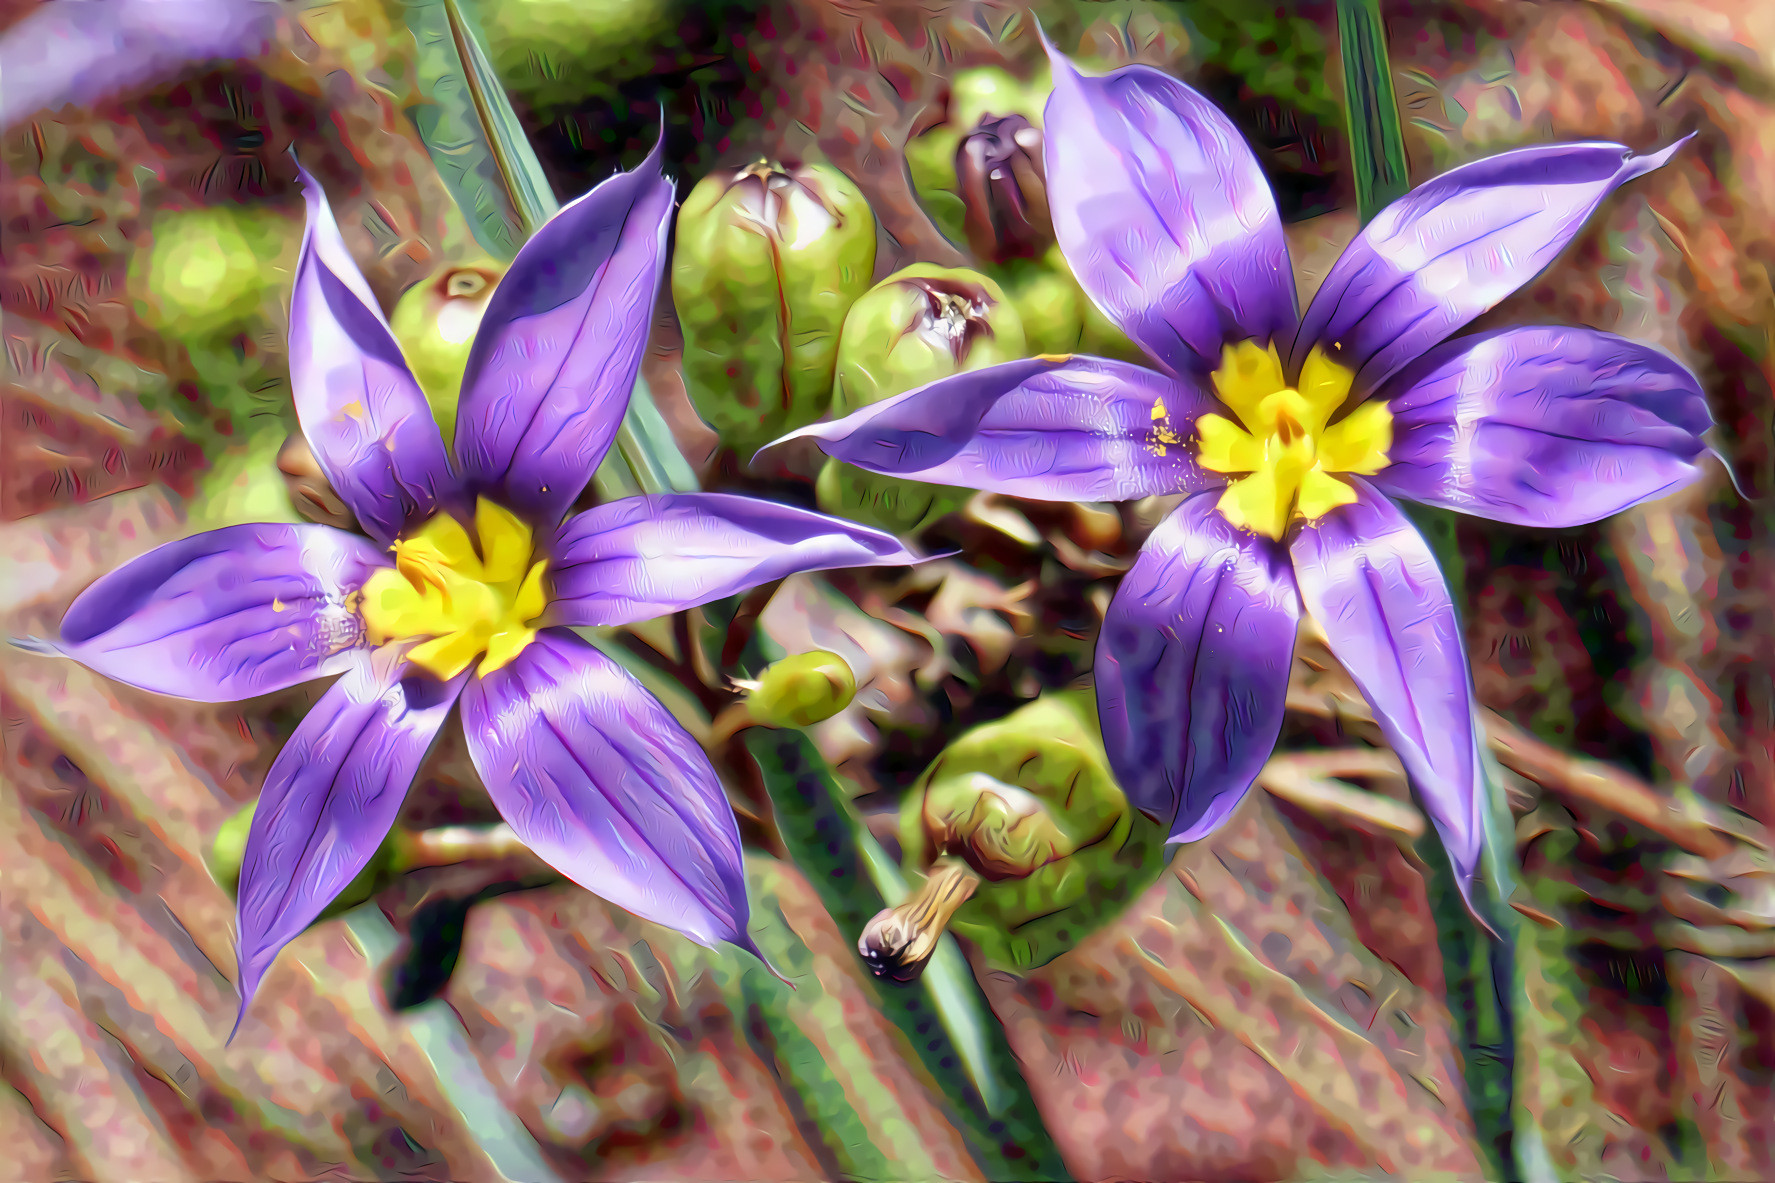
left=131, top=205, right=296, bottom=341
left=1176, top=0, right=1339, bottom=127
left=465, top=0, right=680, bottom=115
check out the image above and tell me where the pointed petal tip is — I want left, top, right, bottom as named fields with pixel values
left=642, top=108, right=668, bottom=177
left=1634, top=131, right=1695, bottom=176
left=748, top=425, right=825, bottom=468
left=292, top=159, right=327, bottom=218
left=1456, top=874, right=1504, bottom=942
left=736, top=934, right=794, bottom=988
left=1709, top=445, right=1752, bottom=503
left=8, top=634, right=60, bottom=658
left=226, top=1002, right=247, bottom=1047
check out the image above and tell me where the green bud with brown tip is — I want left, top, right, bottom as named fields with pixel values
left=389, top=260, right=505, bottom=448
left=819, top=264, right=1026, bottom=534
left=207, top=799, right=404, bottom=923
left=674, top=160, right=877, bottom=461
left=743, top=649, right=858, bottom=728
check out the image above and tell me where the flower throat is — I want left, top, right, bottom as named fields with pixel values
left=361, top=498, right=549, bottom=679
left=1191, top=340, right=1392, bottom=540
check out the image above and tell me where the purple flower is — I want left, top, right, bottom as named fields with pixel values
left=31, top=137, right=922, bottom=1021
left=0, top=0, right=280, bottom=130
left=768, top=43, right=1712, bottom=899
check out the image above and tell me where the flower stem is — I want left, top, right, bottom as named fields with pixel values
left=416, top=0, right=693, bottom=499
left=742, top=726, right=1071, bottom=1181
left=1334, top=4, right=1551, bottom=1179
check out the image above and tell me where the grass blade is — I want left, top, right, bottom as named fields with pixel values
left=404, top=0, right=693, bottom=497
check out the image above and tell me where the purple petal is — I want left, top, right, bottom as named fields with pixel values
left=0, top=0, right=278, bottom=130
left=1041, top=41, right=1296, bottom=377
left=767, top=354, right=1214, bottom=502
left=1094, top=490, right=1300, bottom=842
left=1289, top=480, right=1483, bottom=888
left=453, top=136, right=676, bottom=526
left=48, top=524, right=382, bottom=703
left=235, top=657, right=462, bottom=1020
left=1293, top=139, right=1687, bottom=391
left=290, top=165, right=459, bottom=547
left=1372, top=326, right=1711, bottom=528
left=551, top=493, right=922, bottom=627
left=460, top=628, right=757, bottom=953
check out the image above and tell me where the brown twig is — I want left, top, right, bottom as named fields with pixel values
left=1256, top=749, right=1425, bottom=840
left=1284, top=654, right=1736, bottom=860
left=1483, top=713, right=1734, bottom=860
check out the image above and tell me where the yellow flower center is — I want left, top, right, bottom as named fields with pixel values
left=361, top=497, right=549, bottom=680
left=1191, top=340, right=1393, bottom=540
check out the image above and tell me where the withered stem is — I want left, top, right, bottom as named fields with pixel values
left=857, top=856, right=981, bottom=981
left=1286, top=654, right=1734, bottom=860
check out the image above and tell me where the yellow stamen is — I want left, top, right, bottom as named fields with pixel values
left=1198, top=341, right=1390, bottom=540
left=362, top=497, right=550, bottom=680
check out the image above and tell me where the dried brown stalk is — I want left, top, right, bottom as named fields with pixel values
left=1285, top=629, right=1735, bottom=860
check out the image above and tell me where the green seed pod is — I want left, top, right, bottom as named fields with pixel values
left=991, top=249, right=1084, bottom=357
left=131, top=205, right=295, bottom=339
left=883, top=691, right=1167, bottom=975
left=674, top=160, right=877, bottom=461
left=207, top=799, right=401, bottom=922
left=742, top=650, right=858, bottom=728
left=389, top=261, right=505, bottom=447
left=820, top=264, right=1026, bottom=534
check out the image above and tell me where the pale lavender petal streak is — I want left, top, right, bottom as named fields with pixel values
left=1289, top=481, right=1484, bottom=888
left=460, top=629, right=758, bottom=955
left=234, top=657, right=462, bottom=1019
left=1094, top=491, right=1300, bottom=843
left=1373, top=326, right=1712, bottom=528
left=551, top=494, right=922, bottom=627
left=453, top=136, right=676, bottom=525
left=1293, top=138, right=1687, bottom=391
left=768, top=354, right=1213, bottom=502
left=290, top=165, right=458, bottom=546
left=1042, top=43, right=1297, bottom=377
left=0, top=0, right=278, bottom=130
left=50, top=524, right=383, bottom=703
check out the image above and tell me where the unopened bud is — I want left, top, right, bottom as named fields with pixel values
left=896, top=692, right=1168, bottom=972
left=742, top=650, right=857, bottom=728
left=905, top=67, right=1051, bottom=248
left=389, top=261, right=504, bottom=447
left=957, top=114, right=1051, bottom=263
left=277, top=433, right=355, bottom=531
